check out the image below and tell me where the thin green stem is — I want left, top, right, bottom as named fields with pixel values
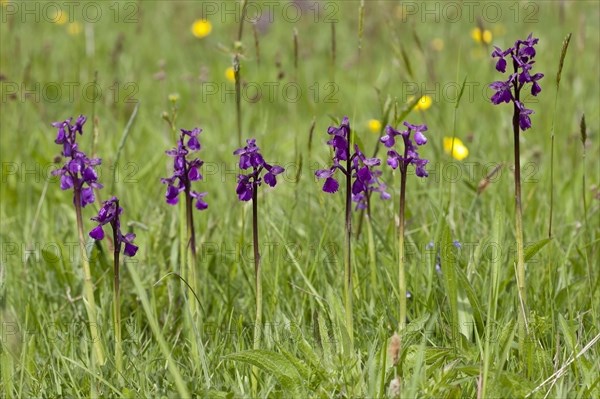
left=251, top=180, right=262, bottom=396
left=398, top=168, right=407, bottom=331
left=512, top=89, right=528, bottom=354
left=184, top=162, right=198, bottom=313
left=74, top=190, right=105, bottom=367
left=344, top=153, right=354, bottom=345
left=252, top=183, right=262, bottom=350
left=234, top=55, right=242, bottom=147
left=111, top=212, right=122, bottom=377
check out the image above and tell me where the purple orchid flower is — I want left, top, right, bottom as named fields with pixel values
left=89, top=196, right=138, bottom=257
left=51, top=115, right=102, bottom=207
left=489, top=33, right=544, bottom=131
left=234, top=138, right=284, bottom=201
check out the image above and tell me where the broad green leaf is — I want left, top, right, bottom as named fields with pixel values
left=455, top=267, right=484, bottom=337
left=225, top=350, right=303, bottom=394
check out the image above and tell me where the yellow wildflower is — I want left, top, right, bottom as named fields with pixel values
left=471, top=27, right=492, bottom=45
left=367, top=119, right=382, bottom=133
left=413, top=95, right=432, bottom=111
left=443, top=137, right=469, bottom=161
left=191, top=19, right=212, bottom=39
left=225, top=66, right=235, bottom=83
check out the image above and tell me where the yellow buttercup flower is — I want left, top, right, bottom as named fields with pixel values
left=367, top=119, right=382, bottom=133
left=168, top=93, right=180, bottom=103
left=225, top=66, right=235, bottom=83
left=67, top=22, right=82, bottom=36
left=412, top=95, right=432, bottom=111
left=191, top=19, right=212, bottom=39
left=443, top=137, right=469, bottom=161
left=471, top=27, right=492, bottom=45
left=482, top=30, right=492, bottom=44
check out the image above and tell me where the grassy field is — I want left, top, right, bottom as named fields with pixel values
left=1, top=0, right=599, bottom=397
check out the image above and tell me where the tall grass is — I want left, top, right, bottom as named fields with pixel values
left=0, top=1, right=598, bottom=397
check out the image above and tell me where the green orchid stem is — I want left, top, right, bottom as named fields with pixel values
left=184, top=166, right=198, bottom=315
left=74, top=190, right=105, bottom=367
left=344, top=152, right=354, bottom=347
left=512, top=92, right=528, bottom=353
left=252, top=184, right=262, bottom=351
left=111, top=211, right=123, bottom=377
left=398, top=167, right=407, bottom=332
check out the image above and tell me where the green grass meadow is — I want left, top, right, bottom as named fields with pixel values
left=1, top=0, right=599, bottom=397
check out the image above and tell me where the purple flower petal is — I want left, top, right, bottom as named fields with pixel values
left=268, top=165, right=284, bottom=175
left=188, top=136, right=200, bottom=150
left=495, top=57, right=507, bottom=73
left=81, top=187, right=95, bottom=207
left=315, top=169, right=334, bottom=179
left=250, top=153, right=264, bottom=168
left=89, top=225, right=104, bottom=240
left=323, top=177, right=339, bottom=193
left=165, top=185, right=180, bottom=205
left=351, top=179, right=365, bottom=195
left=363, top=157, right=381, bottom=167
left=387, top=151, right=400, bottom=169
left=82, top=167, right=97, bottom=182
left=264, top=172, right=277, bottom=187
left=123, top=242, right=138, bottom=257
left=236, top=179, right=253, bottom=201
left=414, top=131, right=427, bottom=145
left=60, top=174, right=74, bottom=190
left=188, top=166, right=200, bottom=181
left=531, top=81, right=541, bottom=96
